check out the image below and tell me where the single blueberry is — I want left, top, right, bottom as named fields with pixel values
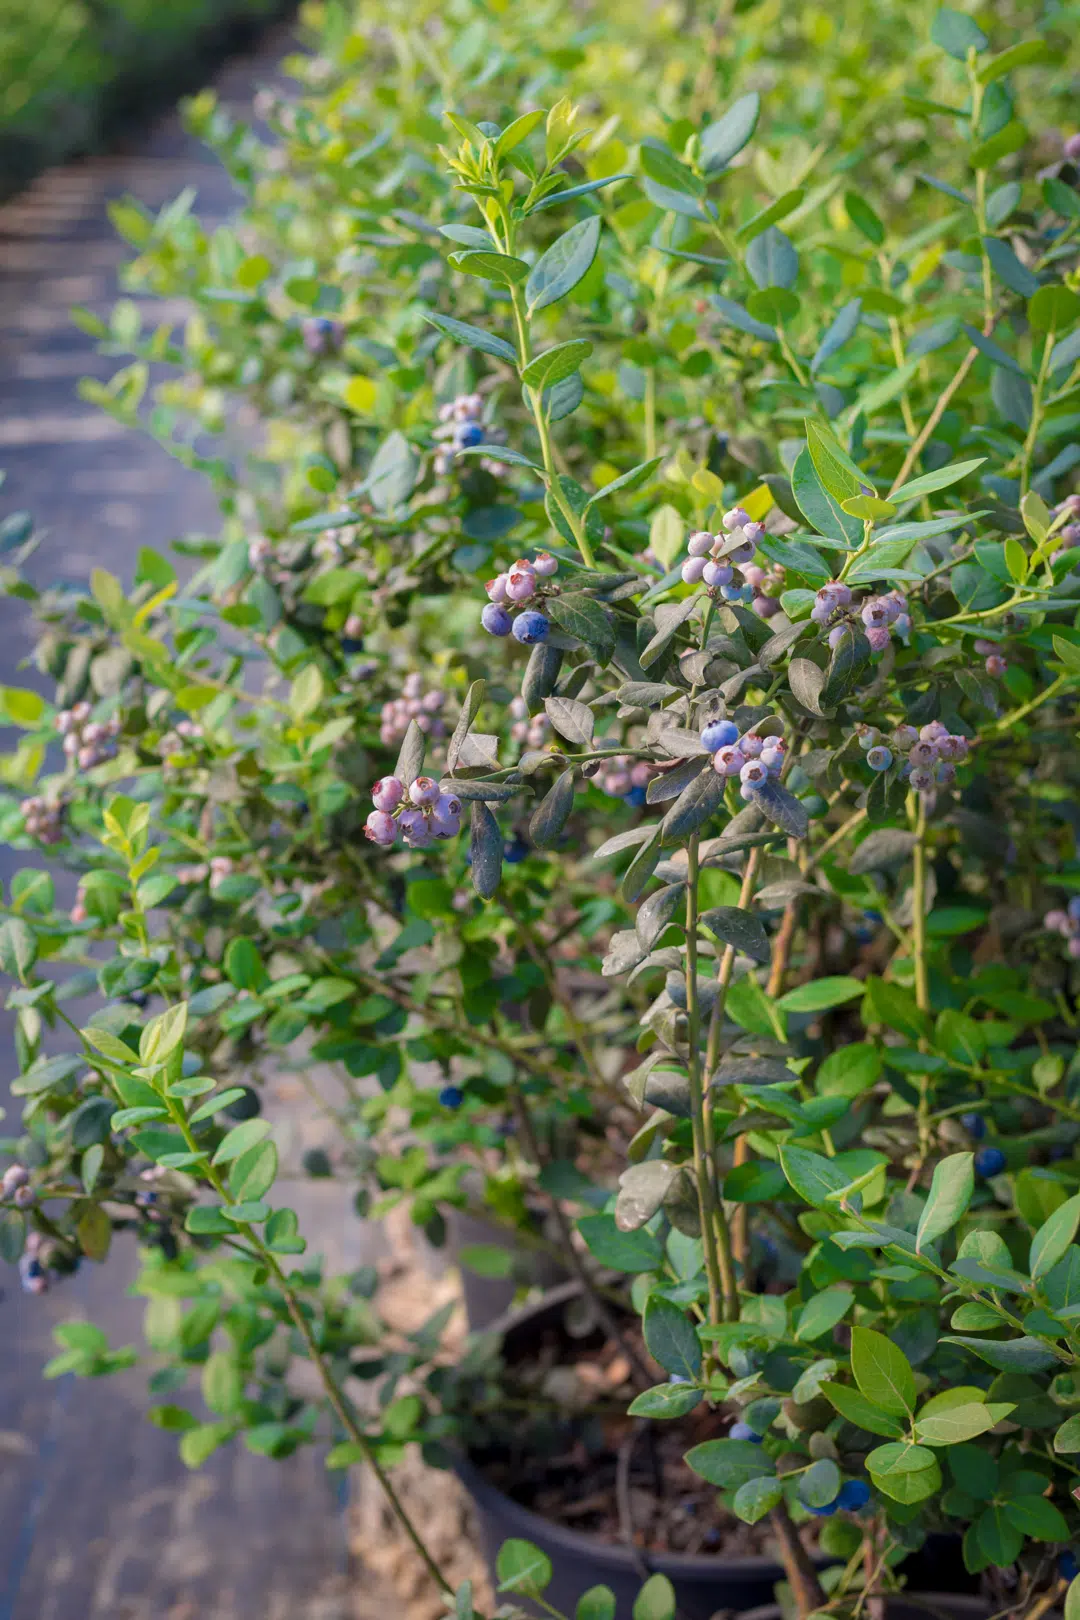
left=701, top=718, right=739, bottom=753
left=624, top=786, right=647, bottom=808
left=729, top=1422, right=762, bottom=1443
left=1069, top=896, right=1080, bottom=921
left=807, top=1501, right=838, bottom=1517
left=438, top=1085, right=464, bottom=1109
left=836, top=1479, right=871, bottom=1512
left=1060, top=1551, right=1080, bottom=1582
left=456, top=423, right=485, bottom=449
left=503, top=837, right=529, bottom=864
left=511, top=611, right=550, bottom=645
left=481, top=603, right=513, bottom=637
left=960, top=1112, right=986, bottom=1140
left=975, top=1146, right=1007, bottom=1178
left=340, top=637, right=364, bottom=655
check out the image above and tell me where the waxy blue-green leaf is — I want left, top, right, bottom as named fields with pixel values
left=531, top=174, right=633, bottom=211
left=643, top=1295, right=702, bottom=1379
left=627, top=1381, right=703, bottom=1420
left=422, top=310, right=516, bottom=364
left=526, top=216, right=602, bottom=313
left=521, top=339, right=592, bottom=390
left=890, top=457, right=987, bottom=502
left=710, top=294, right=777, bottom=343
left=811, top=299, right=862, bottom=377
left=700, top=93, right=760, bottom=173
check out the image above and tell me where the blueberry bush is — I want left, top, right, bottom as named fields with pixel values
left=5, top=0, right=1080, bottom=1615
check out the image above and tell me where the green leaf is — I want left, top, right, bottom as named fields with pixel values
left=867, top=1442, right=941, bottom=1504
left=525, top=217, right=602, bottom=315
left=776, top=976, right=863, bottom=1014
left=179, top=1420, right=234, bottom=1469
left=795, top=1287, right=854, bottom=1342
left=700, top=94, right=760, bottom=173
left=799, top=1458, right=841, bottom=1508
left=1031, top=1193, right=1080, bottom=1280
left=0, top=916, right=38, bottom=980
left=820, top=626, right=871, bottom=709
left=229, top=1139, right=278, bottom=1203
left=977, top=38, right=1052, bottom=84
left=469, top=801, right=503, bottom=901
left=779, top=1145, right=852, bottom=1209
left=914, top=1401, right=1014, bottom=1446
left=890, top=458, right=986, bottom=503
left=943, top=1335, right=1058, bottom=1373
left=545, top=593, right=615, bottom=663
left=211, top=1119, right=271, bottom=1165
left=684, top=1438, right=775, bottom=1488
left=576, top=1588, right=617, bottom=1620
left=643, top=1296, right=702, bottom=1379
left=1030, top=285, right=1080, bottom=333
left=224, top=937, right=266, bottom=992
left=983, top=236, right=1039, bottom=296
left=745, top=227, right=798, bottom=291
left=577, top=1212, right=663, bottom=1272
left=976, top=1503, right=1023, bottom=1566
left=699, top=906, right=769, bottom=964
left=916, top=1153, right=974, bottom=1251
left=422, top=311, right=517, bottom=365
left=521, top=339, right=593, bottom=390
left=202, top=1350, right=243, bottom=1415
left=585, top=457, right=664, bottom=511
left=731, top=1475, right=784, bottom=1524
left=812, top=299, right=863, bottom=378
left=821, top=1382, right=905, bottom=1438
left=449, top=249, right=530, bottom=285
left=1010, top=1493, right=1069, bottom=1541
left=496, top=1540, right=553, bottom=1596
left=627, top=1382, right=703, bottom=1419
left=639, top=144, right=703, bottom=198
left=845, top=192, right=884, bottom=246
left=530, top=769, right=576, bottom=850
left=931, top=7, right=988, bottom=58
left=851, top=1325, right=916, bottom=1415
left=632, top=1574, right=676, bottom=1620
left=1055, top=1413, right=1080, bottom=1453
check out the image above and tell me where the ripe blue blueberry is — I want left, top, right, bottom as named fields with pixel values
left=438, top=1085, right=464, bottom=1109
left=701, top=719, right=740, bottom=753
left=975, top=1146, right=1006, bottom=1177
left=1070, top=897, right=1080, bottom=921
left=511, top=611, right=550, bottom=645
left=806, top=1501, right=838, bottom=1517
left=729, top=1422, right=762, bottom=1443
left=456, top=423, right=484, bottom=449
left=960, top=1112, right=986, bottom=1139
left=340, top=637, right=364, bottom=655
left=625, top=786, right=647, bottom=808
left=481, top=603, right=512, bottom=636
left=503, top=837, right=529, bottom=864
left=866, top=746, right=892, bottom=772
left=836, top=1479, right=871, bottom=1512
left=1060, top=1551, right=1080, bottom=1582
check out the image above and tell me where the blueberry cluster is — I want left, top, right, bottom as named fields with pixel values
left=700, top=716, right=787, bottom=797
left=481, top=553, right=559, bottom=643
left=365, top=774, right=463, bottom=849
left=813, top=582, right=910, bottom=652
left=1051, top=496, right=1080, bottom=566
left=2, top=1163, right=33, bottom=1209
left=884, top=718, right=971, bottom=795
left=509, top=696, right=550, bottom=752
left=380, top=675, right=448, bottom=747
left=20, top=794, right=64, bottom=845
left=594, top=755, right=657, bottom=805
left=973, top=639, right=1007, bottom=678
left=158, top=719, right=202, bottom=760
left=1043, top=896, right=1080, bottom=960
left=725, top=1413, right=871, bottom=1516
left=681, top=508, right=784, bottom=619
left=57, top=702, right=121, bottom=770
left=433, top=393, right=506, bottom=478
left=301, top=315, right=344, bottom=356
left=1065, top=135, right=1080, bottom=161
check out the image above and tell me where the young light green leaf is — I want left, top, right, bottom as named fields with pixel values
left=1031, top=1192, right=1080, bottom=1279
left=889, top=457, right=986, bottom=503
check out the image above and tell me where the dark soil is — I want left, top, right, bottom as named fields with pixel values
left=469, top=1310, right=813, bottom=1562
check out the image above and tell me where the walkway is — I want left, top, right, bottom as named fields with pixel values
left=0, top=30, right=377, bottom=1620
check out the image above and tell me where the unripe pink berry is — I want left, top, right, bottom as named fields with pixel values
left=866, top=626, right=891, bottom=653
left=712, top=745, right=745, bottom=777
left=505, top=568, right=536, bottom=602
left=2, top=1165, right=28, bottom=1196
left=486, top=574, right=510, bottom=602
left=533, top=551, right=558, bottom=577
left=372, top=776, right=404, bottom=812
left=723, top=507, right=750, bottom=531
left=740, top=732, right=764, bottom=759
left=681, top=556, right=707, bottom=584
left=12, top=1184, right=35, bottom=1209
left=985, top=654, right=1007, bottom=677
left=742, top=565, right=766, bottom=589
left=702, top=560, right=732, bottom=587
left=409, top=775, right=441, bottom=807
left=742, top=522, right=765, bottom=545
left=687, top=531, right=713, bottom=558
left=398, top=807, right=433, bottom=847
left=753, top=595, right=781, bottom=618
left=1046, top=909, right=1068, bottom=933
left=364, top=810, right=396, bottom=846
left=1065, top=134, right=1080, bottom=161
left=430, top=793, right=463, bottom=838
left=828, top=625, right=847, bottom=648
left=70, top=902, right=87, bottom=924
left=909, top=740, right=938, bottom=768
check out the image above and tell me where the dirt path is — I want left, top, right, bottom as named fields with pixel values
left=0, top=31, right=387, bottom=1620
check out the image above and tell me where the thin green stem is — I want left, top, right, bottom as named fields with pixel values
left=1020, top=329, right=1055, bottom=498
left=684, top=833, right=726, bottom=1328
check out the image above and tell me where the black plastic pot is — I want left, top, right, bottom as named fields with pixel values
left=448, top=1206, right=566, bottom=1331
left=742, top=1601, right=990, bottom=1620
left=456, top=1289, right=977, bottom=1620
